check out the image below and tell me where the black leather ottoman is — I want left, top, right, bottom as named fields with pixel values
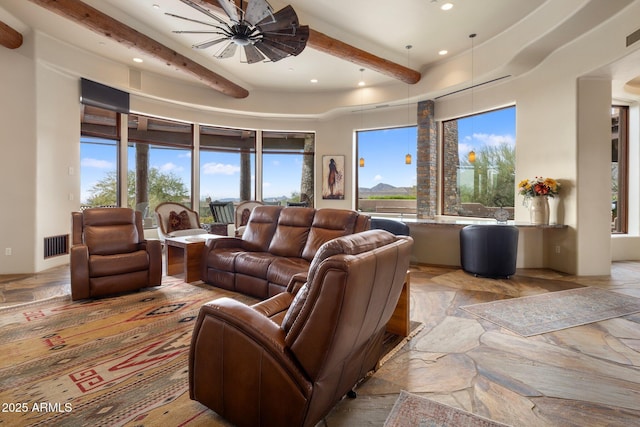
left=460, top=224, right=519, bottom=278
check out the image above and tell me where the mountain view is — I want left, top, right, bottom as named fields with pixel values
left=358, top=183, right=416, bottom=198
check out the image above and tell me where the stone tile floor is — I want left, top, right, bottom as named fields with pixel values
left=2, top=262, right=639, bottom=426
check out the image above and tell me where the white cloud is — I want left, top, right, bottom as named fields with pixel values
left=157, top=162, right=184, bottom=173
left=473, top=133, right=515, bottom=147
left=263, top=181, right=272, bottom=188
left=374, top=174, right=383, bottom=181
left=458, top=142, right=473, bottom=155
left=202, top=162, right=241, bottom=175
left=81, top=158, right=113, bottom=169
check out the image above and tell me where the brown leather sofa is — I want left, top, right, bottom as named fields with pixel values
left=201, top=205, right=370, bottom=299
left=190, top=229, right=413, bottom=427
left=70, top=208, right=162, bottom=300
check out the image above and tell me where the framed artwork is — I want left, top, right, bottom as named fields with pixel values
left=322, top=155, right=345, bottom=200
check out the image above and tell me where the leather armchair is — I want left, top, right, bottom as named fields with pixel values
left=70, top=208, right=162, bottom=300
left=189, top=229, right=413, bottom=427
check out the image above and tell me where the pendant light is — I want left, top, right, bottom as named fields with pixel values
left=358, top=68, right=365, bottom=167
left=405, top=45, right=413, bottom=165
left=469, top=33, right=476, bottom=163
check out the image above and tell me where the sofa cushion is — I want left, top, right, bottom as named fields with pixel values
left=301, top=209, right=359, bottom=261
left=267, top=257, right=310, bottom=288
left=83, top=208, right=140, bottom=256
left=89, top=249, right=149, bottom=276
left=241, top=206, right=282, bottom=251
left=205, top=248, right=243, bottom=271
left=235, top=252, right=277, bottom=278
left=268, top=207, right=315, bottom=257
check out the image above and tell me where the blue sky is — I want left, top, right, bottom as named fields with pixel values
left=456, top=106, right=516, bottom=162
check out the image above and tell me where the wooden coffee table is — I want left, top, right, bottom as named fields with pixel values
left=165, top=234, right=224, bottom=283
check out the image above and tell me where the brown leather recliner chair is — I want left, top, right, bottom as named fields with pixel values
left=70, top=208, right=162, bottom=300
left=189, top=229, right=413, bottom=427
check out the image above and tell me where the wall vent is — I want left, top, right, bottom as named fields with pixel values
left=627, top=28, right=640, bottom=47
left=44, top=234, right=69, bottom=259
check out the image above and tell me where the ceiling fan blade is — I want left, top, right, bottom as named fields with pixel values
left=243, top=44, right=265, bottom=64
left=217, top=41, right=238, bottom=59
left=193, top=37, right=229, bottom=49
left=165, top=12, right=226, bottom=30
left=217, top=0, right=241, bottom=23
left=260, top=25, right=309, bottom=56
left=245, top=0, right=274, bottom=26
left=256, top=5, right=299, bottom=34
left=179, top=0, right=228, bottom=25
left=254, top=41, right=289, bottom=62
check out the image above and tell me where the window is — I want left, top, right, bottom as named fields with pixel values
left=127, top=114, right=193, bottom=227
left=442, top=106, right=516, bottom=219
left=200, top=125, right=256, bottom=223
left=356, top=127, right=417, bottom=214
left=80, top=105, right=120, bottom=208
left=611, top=105, right=628, bottom=233
left=262, top=131, right=315, bottom=206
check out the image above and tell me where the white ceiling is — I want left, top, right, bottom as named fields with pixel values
left=1, top=0, right=639, bottom=104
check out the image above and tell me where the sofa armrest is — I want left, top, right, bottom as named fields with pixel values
left=141, top=240, right=162, bottom=285
left=189, top=298, right=311, bottom=408
left=252, top=292, right=295, bottom=320
left=70, top=245, right=90, bottom=300
left=286, top=272, right=308, bottom=295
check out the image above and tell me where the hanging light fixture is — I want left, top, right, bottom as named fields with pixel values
left=469, top=33, right=477, bottom=164
left=359, top=68, right=365, bottom=167
left=405, top=45, right=413, bottom=165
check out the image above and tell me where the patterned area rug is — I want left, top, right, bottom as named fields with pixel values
left=0, top=277, right=418, bottom=426
left=384, top=390, right=510, bottom=427
left=0, top=277, right=255, bottom=426
left=461, top=287, right=640, bottom=337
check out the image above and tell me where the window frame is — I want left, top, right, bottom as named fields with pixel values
left=440, top=105, right=516, bottom=219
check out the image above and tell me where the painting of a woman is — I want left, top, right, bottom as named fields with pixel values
left=322, top=155, right=344, bottom=199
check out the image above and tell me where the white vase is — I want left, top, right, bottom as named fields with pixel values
left=529, top=196, right=549, bottom=225
left=548, top=196, right=559, bottom=225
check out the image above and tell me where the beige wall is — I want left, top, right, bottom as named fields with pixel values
left=2, top=2, right=640, bottom=274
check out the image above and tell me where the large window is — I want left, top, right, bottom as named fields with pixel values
left=611, top=105, right=628, bottom=233
left=127, top=115, right=193, bottom=227
left=356, top=126, right=417, bottom=214
left=80, top=106, right=120, bottom=208
left=442, top=106, right=516, bottom=219
left=80, top=107, right=315, bottom=228
left=200, top=125, right=256, bottom=222
left=262, top=131, right=315, bottom=206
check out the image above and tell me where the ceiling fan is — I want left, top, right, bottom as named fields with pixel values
left=167, top=0, right=309, bottom=64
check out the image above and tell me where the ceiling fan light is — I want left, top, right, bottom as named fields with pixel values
left=232, top=35, right=252, bottom=46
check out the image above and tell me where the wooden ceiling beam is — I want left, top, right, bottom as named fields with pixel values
left=196, top=0, right=421, bottom=84
left=27, top=0, right=249, bottom=99
left=0, top=20, right=23, bottom=49
left=307, top=29, right=421, bottom=85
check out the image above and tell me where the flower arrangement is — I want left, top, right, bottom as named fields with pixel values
left=518, top=176, right=560, bottom=198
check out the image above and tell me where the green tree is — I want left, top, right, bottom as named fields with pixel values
left=460, top=143, right=515, bottom=207
left=86, top=169, right=188, bottom=208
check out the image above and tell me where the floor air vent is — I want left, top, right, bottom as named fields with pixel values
left=44, top=234, right=69, bottom=259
